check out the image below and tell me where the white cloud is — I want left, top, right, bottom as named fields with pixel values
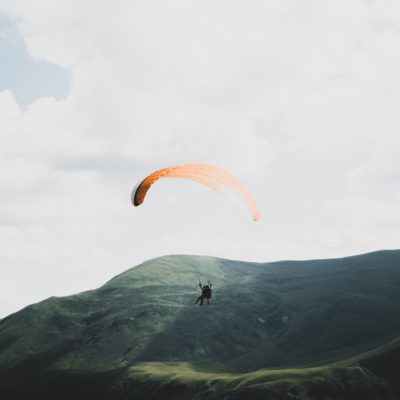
left=0, top=90, right=21, bottom=119
left=328, top=197, right=400, bottom=229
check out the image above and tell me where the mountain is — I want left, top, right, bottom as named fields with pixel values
left=1, top=250, right=400, bottom=399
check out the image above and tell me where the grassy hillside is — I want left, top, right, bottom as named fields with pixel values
left=1, top=250, right=400, bottom=399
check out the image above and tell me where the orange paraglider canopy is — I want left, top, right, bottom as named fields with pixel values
left=131, top=163, right=261, bottom=221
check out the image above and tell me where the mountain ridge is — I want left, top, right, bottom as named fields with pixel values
left=1, top=249, right=400, bottom=399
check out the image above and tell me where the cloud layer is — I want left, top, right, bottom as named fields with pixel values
left=1, top=0, right=400, bottom=317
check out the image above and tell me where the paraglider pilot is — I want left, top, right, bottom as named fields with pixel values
left=195, top=281, right=212, bottom=306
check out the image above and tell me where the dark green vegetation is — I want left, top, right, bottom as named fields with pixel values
left=1, top=250, right=400, bottom=399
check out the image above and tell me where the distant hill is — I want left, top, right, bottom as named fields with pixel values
left=1, top=250, right=400, bottom=399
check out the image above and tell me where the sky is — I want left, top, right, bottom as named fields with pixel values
left=0, top=15, right=70, bottom=110
left=1, top=0, right=400, bottom=318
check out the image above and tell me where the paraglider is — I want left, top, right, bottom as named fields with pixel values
left=195, top=281, right=212, bottom=306
left=131, top=163, right=260, bottom=221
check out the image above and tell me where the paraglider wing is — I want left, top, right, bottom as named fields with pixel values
left=132, top=163, right=261, bottom=221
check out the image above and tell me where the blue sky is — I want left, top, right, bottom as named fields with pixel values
left=0, top=15, right=70, bottom=110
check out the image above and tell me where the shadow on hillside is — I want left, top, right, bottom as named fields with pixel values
left=0, top=366, right=124, bottom=400
left=134, top=263, right=286, bottom=372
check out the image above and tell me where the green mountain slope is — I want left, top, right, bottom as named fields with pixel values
left=1, top=250, right=400, bottom=399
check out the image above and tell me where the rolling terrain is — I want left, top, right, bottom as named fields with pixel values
left=1, top=250, right=400, bottom=399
